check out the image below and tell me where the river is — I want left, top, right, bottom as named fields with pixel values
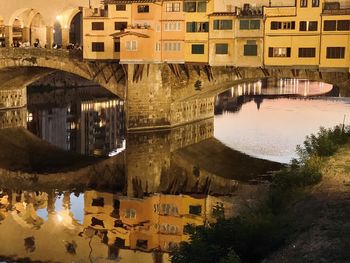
left=0, top=78, right=349, bottom=262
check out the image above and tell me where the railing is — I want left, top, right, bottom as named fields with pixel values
left=0, top=47, right=83, bottom=60
left=322, top=9, right=350, bottom=15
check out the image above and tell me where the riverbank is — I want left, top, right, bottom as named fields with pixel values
left=265, top=143, right=350, bottom=263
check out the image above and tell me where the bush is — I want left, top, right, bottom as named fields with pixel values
left=171, top=125, right=350, bottom=263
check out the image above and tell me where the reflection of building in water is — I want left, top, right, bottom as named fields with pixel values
left=80, top=99, right=124, bottom=156
left=0, top=189, right=235, bottom=262
left=84, top=191, right=235, bottom=255
left=215, top=79, right=335, bottom=114
left=0, top=108, right=27, bottom=129
left=27, top=86, right=125, bottom=156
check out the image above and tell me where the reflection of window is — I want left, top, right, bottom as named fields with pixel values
left=191, top=44, right=205, bottom=54
left=92, top=42, right=104, bottom=52
left=166, top=2, right=180, bottom=12
left=186, top=22, right=209, bottom=32
left=92, top=22, right=104, bottom=30
left=125, top=40, right=137, bottom=51
left=136, top=239, right=148, bottom=249
left=189, top=205, right=202, bottom=215
left=268, top=47, right=291, bottom=57
left=92, top=197, right=104, bottom=207
left=298, top=48, right=316, bottom=57
left=213, top=20, right=232, bottom=30
left=240, top=20, right=260, bottom=30
left=215, top=43, right=228, bottom=54
left=125, top=208, right=136, bottom=218
left=326, top=47, right=345, bottom=59
left=244, top=40, right=257, bottom=56
left=137, top=5, right=149, bottom=13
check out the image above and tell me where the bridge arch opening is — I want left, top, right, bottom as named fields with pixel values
left=69, top=11, right=83, bottom=46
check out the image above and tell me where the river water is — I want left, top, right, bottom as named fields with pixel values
left=0, top=78, right=349, bottom=262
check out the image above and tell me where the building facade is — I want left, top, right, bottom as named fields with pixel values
left=82, top=0, right=350, bottom=72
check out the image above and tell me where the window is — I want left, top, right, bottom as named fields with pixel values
left=326, top=47, right=345, bottom=59
left=244, top=40, right=257, bottom=56
left=298, top=48, right=316, bottom=57
left=92, top=22, right=104, bottom=30
left=164, top=22, right=181, bottom=31
left=92, top=198, right=104, bottom=207
left=136, top=240, right=148, bottom=249
left=166, top=2, right=180, bottom=12
left=300, top=21, right=318, bottom=31
left=268, top=47, right=291, bottom=57
left=312, top=0, right=319, bottom=7
left=215, top=43, right=228, bottom=54
left=240, top=19, right=260, bottom=30
left=155, top=42, right=161, bottom=52
left=92, top=42, right=104, bottom=52
left=125, top=208, right=136, bottom=218
left=300, top=0, right=308, bottom=7
left=115, top=22, right=127, bottom=31
left=137, top=5, right=149, bottom=13
left=116, top=4, right=126, bottom=11
left=189, top=205, right=202, bottom=215
left=213, top=20, right=233, bottom=30
left=125, top=40, right=137, bottom=51
left=183, top=1, right=206, bottom=12
left=271, top=21, right=295, bottom=30
left=164, top=42, right=181, bottom=51
left=191, top=44, right=204, bottom=54
left=324, top=20, right=336, bottom=31
left=186, top=22, right=209, bottom=32
left=183, top=2, right=196, bottom=12
left=337, top=20, right=350, bottom=31
left=114, top=42, right=120, bottom=52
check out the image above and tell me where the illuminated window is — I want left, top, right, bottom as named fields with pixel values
left=268, top=47, right=291, bottom=57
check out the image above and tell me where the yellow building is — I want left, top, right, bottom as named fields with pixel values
left=264, top=0, right=350, bottom=70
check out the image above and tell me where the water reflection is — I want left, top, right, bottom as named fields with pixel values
left=214, top=79, right=350, bottom=163
left=27, top=86, right=125, bottom=156
left=0, top=189, right=238, bottom=263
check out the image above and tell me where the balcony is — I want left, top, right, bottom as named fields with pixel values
left=237, top=5, right=263, bottom=18
left=322, top=2, right=350, bottom=15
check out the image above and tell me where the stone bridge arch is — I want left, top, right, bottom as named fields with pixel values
left=0, top=48, right=126, bottom=99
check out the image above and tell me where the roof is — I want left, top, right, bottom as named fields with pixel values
left=110, top=31, right=150, bottom=38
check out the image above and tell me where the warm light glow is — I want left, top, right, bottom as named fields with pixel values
left=56, top=214, right=63, bottom=222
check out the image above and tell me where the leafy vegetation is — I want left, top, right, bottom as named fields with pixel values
left=170, top=125, right=350, bottom=263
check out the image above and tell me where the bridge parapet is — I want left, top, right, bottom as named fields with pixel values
left=0, top=88, right=26, bottom=110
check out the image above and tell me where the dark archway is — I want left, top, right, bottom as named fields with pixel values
left=69, top=11, right=82, bottom=46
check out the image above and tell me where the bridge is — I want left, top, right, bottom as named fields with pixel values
left=0, top=47, right=349, bottom=131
